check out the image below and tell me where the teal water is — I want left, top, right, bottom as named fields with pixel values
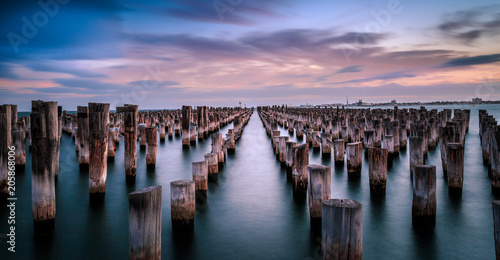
left=1, top=104, right=500, bottom=259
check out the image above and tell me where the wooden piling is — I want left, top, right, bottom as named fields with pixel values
left=211, top=133, right=225, bottom=166
left=129, top=185, right=162, bottom=260
left=409, top=136, right=425, bottom=178
left=447, top=142, right=464, bottom=196
left=77, top=106, right=90, bottom=166
left=107, top=128, right=116, bottom=160
left=292, top=143, right=309, bottom=198
left=346, top=142, right=362, bottom=178
left=412, top=165, right=436, bottom=229
left=322, top=199, right=363, bottom=260
left=493, top=200, right=500, bottom=259
left=308, top=164, right=331, bottom=222
left=321, top=133, right=332, bottom=158
left=368, top=147, right=388, bottom=195
left=31, top=100, right=58, bottom=232
left=170, top=180, right=195, bottom=232
left=334, top=139, right=345, bottom=166
left=117, top=105, right=139, bottom=182
left=0, top=105, right=12, bottom=195
left=88, top=103, right=110, bottom=200
left=286, top=141, right=299, bottom=177
left=278, top=136, right=289, bottom=165
left=181, top=106, right=191, bottom=148
left=12, top=130, right=26, bottom=167
left=146, top=127, right=158, bottom=169
left=192, top=160, right=208, bottom=204
left=205, top=153, right=218, bottom=182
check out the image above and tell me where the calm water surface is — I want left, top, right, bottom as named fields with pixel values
left=1, top=104, right=500, bottom=259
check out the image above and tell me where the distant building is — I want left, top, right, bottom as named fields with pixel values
left=473, top=97, right=483, bottom=104
left=391, top=99, right=397, bottom=105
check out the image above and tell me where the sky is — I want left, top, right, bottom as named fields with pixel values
left=0, top=0, right=500, bottom=111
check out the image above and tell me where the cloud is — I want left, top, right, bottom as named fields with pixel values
left=337, top=65, right=363, bottom=74
left=437, top=7, right=500, bottom=44
left=326, top=71, right=415, bottom=85
left=25, top=62, right=107, bottom=78
left=438, top=53, right=500, bottom=68
left=127, top=80, right=180, bottom=87
left=162, top=0, right=289, bottom=26
left=53, top=78, right=126, bottom=92
left=0, top=63, right=20, bottom=80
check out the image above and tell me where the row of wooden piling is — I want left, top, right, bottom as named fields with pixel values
left=257, top=105, right=473, bottom=259
left=257, top=108, right=363, bottom=260
left=128, top=108, right=253, bottom=259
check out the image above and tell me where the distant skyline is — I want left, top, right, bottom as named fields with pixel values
left=1, top=0, right=500, bottom=111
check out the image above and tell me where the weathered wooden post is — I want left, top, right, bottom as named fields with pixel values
left=31, top=100, right=58, bottom=232
left=292, top=143, right=309, bottom=198
left=190, top=125, right=197, bottom=145
left=493, top=200, right=500, bottom=259
left=89, top=103, right=110, bottom=200
left=412, top=165, right=436, bottom=229
left=129, top=185, right=162, bottom=260
left=171, top=180, right=195, bottom=232
left=308, top=164, right=331, bottom=226
left=226, top=129, right=236, bottom=153
left=12, top=129, right=26, bottom=167
left=491, top=126, right=500, bottom=193
left=0, top=105, right=12, bottom=196
left=107, top=128, right=116, bottom=160
left=211, top=133, right=225, bottom=167
left=182, top=106, right=192, bottom=149
left=138, top=124, right=147, bottom=150
left=54, top=106, right=62, bottom=178
left=278, top=136, right=289, bottom=166
left=322, top=199, right=363, bottom=260
left=409, top=136, right=424, bottom=178
left=346, top=142, right=363, bottom=178
left=205, top=153, right=218, bottom=182
left=312, top=131, right=321, bottom=151
left=321, top=133, right=332, bottom=158
left=77, top=106, right=90, bottom=166
left=368, top=147, right=388, bottom=195
left=447, top=143, right=464, bottom=196
left=146, top=127, right=158, bottom=169
left=117, top=105, right=139, bottom=182
left=334, top=139, right=345, bottom=166
left=286, top=141, right=299, bottom=177
left=363, top=130, right=374, bottom=151
left=192, top=161, right=208, bottom=204
left=382, top=135, right=395, bottom=160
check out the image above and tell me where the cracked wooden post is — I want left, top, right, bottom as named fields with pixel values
left=31, top=100, right=58, bottom=233
left=88, top=103, right=110, bottom=200
left=0, top=105, right=12, bottom=196
left=138, top=124, right=147, bottom=150
left=308, top=164, right=331, bottom=227
left=272, top=130, right=281, bottom=153
left=322, top=199, right=363, bottom=260
left=368, top=147, right=388, bottom=195
left=493, top=200, right=500, bottom=259
left=321, top=133, right=332, bottom=158
left=12, top=129, right=26, bottom=167
left=382, top=135, right=395, bottom=160
left=107, top=127, right=117, bottom=160
left=54, top=106, right=62, bottom=178
left=129, top=185, right=162, bottom=260
left=346, top=142, right=362, bottom=178
left=292, top=143, right=309, bottom=198
left=117, top=105, right=139, bottom=183
left=334, top=139, right=345, bottom=166
left=226, top=129, right=235, bottom=153
left=159, top=117, right=166, bottom=142
left=412, top=165, right=436, bottom=229
left=170, top=180, right=195, bottom=233
left=192, top=160, right=208, bottom=205
left=211, top=133, right=224, bottom=167
left=182, top=106, right=192, bottom=149
left=286, top=141, right=299, bottom=178
left=205, top=152, right=218, bottom=182
left=146, top=127, right=158, bottom=169
left=278, top=136, right=289, bottom=166
left=447, top=142, right=464, bottom=196
left=363, top=130, right=374, bottom=152
left=409, top=136, right=424, bottom=179
left=77, top=106, right=90, bottom=166
left=491, top=126, right=500, bottom=193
